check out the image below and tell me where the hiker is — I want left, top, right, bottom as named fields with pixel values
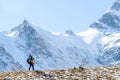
left=27, top=54, right=35, bottom=70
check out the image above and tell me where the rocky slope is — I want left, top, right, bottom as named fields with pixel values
left=0, top=66, right=120, bottom=80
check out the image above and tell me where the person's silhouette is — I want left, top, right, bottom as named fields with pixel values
left=27, top=55, right=34, bottom=70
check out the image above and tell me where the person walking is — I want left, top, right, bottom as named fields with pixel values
left=27, top=54, right=34, bottom=71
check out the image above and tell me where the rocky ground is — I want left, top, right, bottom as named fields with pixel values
left=0, top=66, right=120, bottom=80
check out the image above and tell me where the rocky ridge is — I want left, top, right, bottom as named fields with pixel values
left=0, top=66, right=120, bottom=80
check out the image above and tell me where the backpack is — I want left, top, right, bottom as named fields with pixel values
left=27, top=56, right=32, bottom=64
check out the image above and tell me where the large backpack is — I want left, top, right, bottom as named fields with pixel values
left=27, top=56, right=32, bottom=64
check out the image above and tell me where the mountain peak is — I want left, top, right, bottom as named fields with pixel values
left=111, top=0, right=120, bottom=11
left=90, top=0, right=120, bottom=33
left=9, top=20, right=37, bottom=38
left=23, top=20, right=29, bottom=26
left=10, top=20, right=33, bottom=32
left=65, top=30, right=75, bottom=36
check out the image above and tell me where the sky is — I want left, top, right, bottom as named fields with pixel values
left=0, top=0, right=116, bottom=33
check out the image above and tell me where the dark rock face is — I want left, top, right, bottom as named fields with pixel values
left=100, top=13, right=120, bottom=29
left=111, top=0, right=120, bottom=11
left=90, top=0, right=120, bottom=32
left=65, top=30, right=75, bottom=36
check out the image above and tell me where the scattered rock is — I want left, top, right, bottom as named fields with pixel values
left=79, top=66, right=84, bottom=70
left=0, top=66, right=120, bottom=80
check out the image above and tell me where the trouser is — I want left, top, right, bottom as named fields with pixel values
left=29, top=64, right=34, bottom=70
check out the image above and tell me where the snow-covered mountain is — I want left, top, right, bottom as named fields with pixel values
left=0, top=32, right=25, bottom=71
left=90, top=0, right=120, bottom=66
left=97, top=33, right=120, bottom=65
left=1, top=0, right=120, bottom=72
left=0, top=20, right=100, bottom=71
left=90, top=0, right=120, bottom=33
